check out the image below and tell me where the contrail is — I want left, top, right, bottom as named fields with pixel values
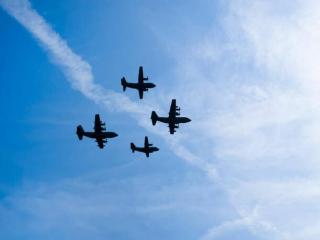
left=0, top=0, right=96, bottom=97
left=0, top=0, right=213, bottom=176
left=0, top=0, right=150, bottom=115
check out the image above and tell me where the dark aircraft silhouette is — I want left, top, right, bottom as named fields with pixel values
left=76, top=114, right=118, bottom=149
left=130, top=136, right=159, bottom=157
left=151, top=99, right=191, bottom=134
left=121, top=66, right=156, bottom=99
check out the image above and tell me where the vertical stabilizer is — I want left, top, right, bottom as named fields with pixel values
left=76, top=125, right=84, bottom=140
left=121, top=77, right=127, bottom=91
left=151, top=111, right=158, bottom=126
left=130, top=143, right=136, bottom=153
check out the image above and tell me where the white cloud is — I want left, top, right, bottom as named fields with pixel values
left=161, top=0, right=320, bottom=239
left=200, top=216, right=278, bottom=240
left=0, top=0, right=158, bottom=127
left=0, top=169, right=224, bottom=240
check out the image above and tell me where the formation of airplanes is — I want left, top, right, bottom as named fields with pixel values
left=76, top=66, right=191, bottom=157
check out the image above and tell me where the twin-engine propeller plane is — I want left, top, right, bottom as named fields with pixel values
left=130, top=136, right=159, bottom=157
left=121, top=66, right=156, bottom=99
left=151, top=99, right=191, bottom=134
left=76, top=114, right=118, bottom=149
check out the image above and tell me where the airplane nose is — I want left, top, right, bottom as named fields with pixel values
left=106, top=132, right=118, bottom=138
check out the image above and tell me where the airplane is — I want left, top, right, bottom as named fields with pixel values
left=76, top=114, right=118, bottom=149
left=151, top=99, right=191, bottom=134
left=130, top=136, right=159, bottom=157
left=121, top=66, right=156, bottom=99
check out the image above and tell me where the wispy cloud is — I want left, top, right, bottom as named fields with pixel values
left=0, top=0, right=159, bottom=118
left=0, top=166, right=222, bottom=240
left=161, top=0, right=320, bottom=239
left=0, top=0, right=98, bottom=99
left=200, top=216, right=277, bottom=240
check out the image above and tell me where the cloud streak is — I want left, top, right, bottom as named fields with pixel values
left=0, top=0, right=153, bottom=116
left=160, top=0, right=320, bottom=239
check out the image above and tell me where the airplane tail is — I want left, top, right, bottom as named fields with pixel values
left=130, top=143, right=136, bottom=153
left=151, top=111, right=158, bottom=126
left=76, top=125, right=84, bottom=140
left=121, top=77, right=127, bottom=91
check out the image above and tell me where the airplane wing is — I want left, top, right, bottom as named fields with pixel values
left=94, top=114, right=104, bottom=133
left=169, top=123, right=176, bottom=134
left=169, top=99, right=177, bottom=118
left=138, top=66, right=144, bottom=84
left=168, top=99, right=177, bottom=134
left=96, top=137, right=105, bottom=149
left=144, top=136, right=149, bottom=148
left=138, top=88, right=144, bottom=99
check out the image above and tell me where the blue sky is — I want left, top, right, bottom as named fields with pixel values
left=0, top=1, right=233, bottom=239
left=2, top=0, right=320, bottom=239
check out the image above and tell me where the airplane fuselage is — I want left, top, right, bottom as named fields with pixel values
left=134, top=146, right=159, bottom=154
left=83, top=131, right=118, bottom=139
left=157, top=115, right=191, bottom=125
left=125, top=82, right=156, bottom=91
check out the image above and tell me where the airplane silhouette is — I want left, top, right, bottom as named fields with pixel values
left=76, top=114, right=118, bottom=149
left=121, top=66, right=156, bottom=99
left=151, top=99, right=191, bottom=134
left=130, top=136, right=159, bottom=157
